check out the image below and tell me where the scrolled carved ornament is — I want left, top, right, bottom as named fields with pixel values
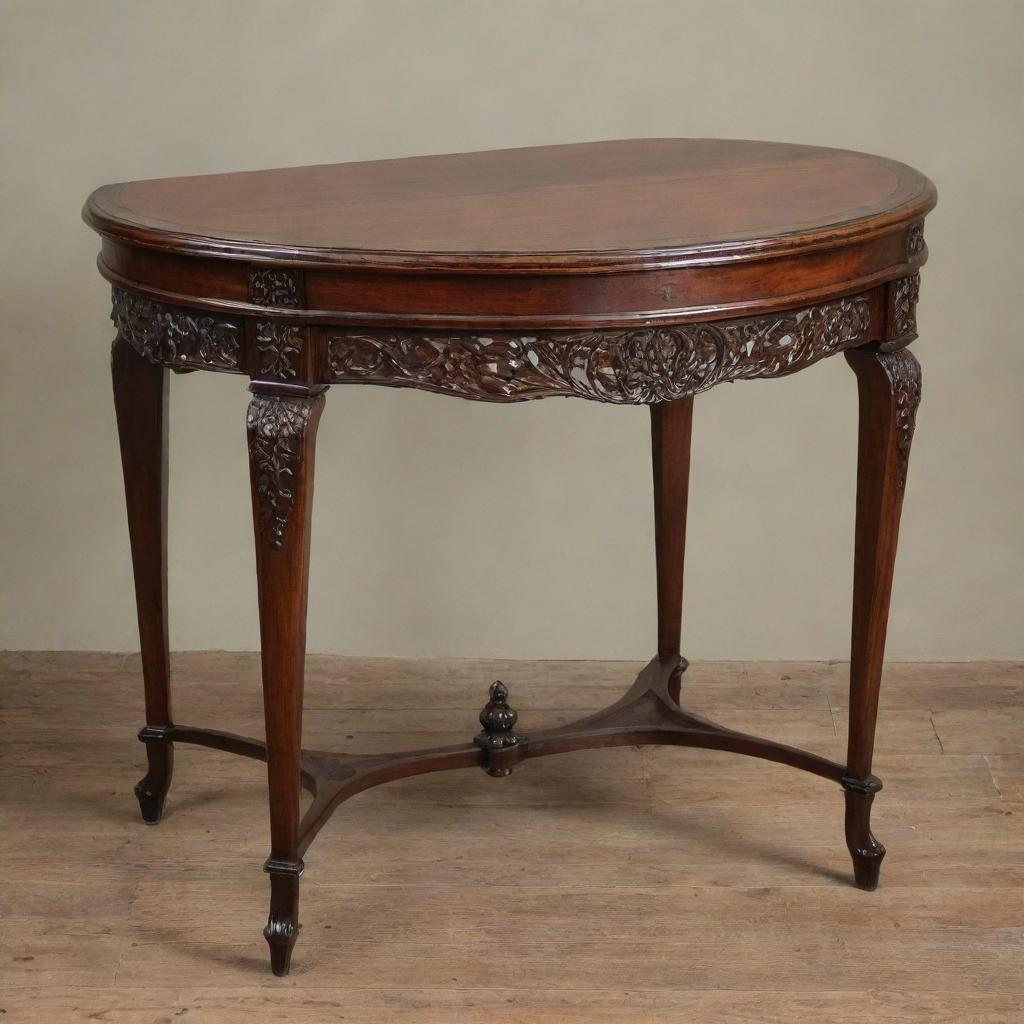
left=256, top=322, right=302, bottom=379
left=249, top=269, right=301, bottom=309
left=877, top=348, right=922, bottom=490
left=111, top=287, right=242, bottom=371
left=246, top=394, right=316, bottom=550
left=325, top=294, right=872, bottom=404
left=885, top=274, right=921, bottom=348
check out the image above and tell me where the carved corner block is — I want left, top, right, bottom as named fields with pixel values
left=254, top=321, right=304, bottom=381
left=905, top=222, right=925, bottom=262
left=249, top=268, right=304, bottom=309
left=881, top=274, right=921, bottom=350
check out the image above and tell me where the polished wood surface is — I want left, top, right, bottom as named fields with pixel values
left=85, top=139, right=934, bottom=328
left=3, top=653, right=1021, bottom=1022
left=651, top=398, right=694, bottom=703
left=85, top=139, right=934, bottom=267
left=89, top=139, right=935, bottom=975
left=110, top=335, right=172, bottom=823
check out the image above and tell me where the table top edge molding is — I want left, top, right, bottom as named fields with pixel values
left=83, top=189, right=936, bottom=274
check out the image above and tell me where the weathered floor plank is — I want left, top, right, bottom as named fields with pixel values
left=1, top=653, right=1021, bottom=1023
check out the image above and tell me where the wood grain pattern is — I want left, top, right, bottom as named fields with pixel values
left=87, top=140, right=933, bottom=330
left=110, top=336, right=173, bottom=823
left=1, top=653, right=1020, bottom=1023
left=84, top=139, right=935, bottom=269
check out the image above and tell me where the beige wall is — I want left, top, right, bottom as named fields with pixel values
left=1, top=0, right=1021, bottom=660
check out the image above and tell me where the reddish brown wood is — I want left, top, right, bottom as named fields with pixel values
left=247, top=385, right=325, bottom=976
left=843, top=345, right=922, bottom=888
left=85, top=140, right=933, bottom=269
left=86, top=140, right=934, bottom=330
left=651, top=398, right=694, bottom=702
left=111, top=334, right=173, bottom=823
left=89, top=139, right=935, bottom=975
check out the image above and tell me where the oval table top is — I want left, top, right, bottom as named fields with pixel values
left=86, top=139, right=934, bottom=403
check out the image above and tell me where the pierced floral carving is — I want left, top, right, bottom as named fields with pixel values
left=246, top=394, right=315, bottom=550
left=325, top=295, right=871, bottom=404
left=878, top=348, right=922, bottom=490
left=111, top=287, right=242, bottom=371
left=256, top=322, right=302, bottom=379
left=887, top=274, right=920, bottom=346
left=250, top=269, right=301, bottom=308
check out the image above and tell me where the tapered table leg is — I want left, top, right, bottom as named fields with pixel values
left=651, top=398, right=694, bottom=703
left=843, top=346, right=922, bottom=889
left=247, top=383, right=326, bottom=976
left=111, top=335, right=173, bottom=824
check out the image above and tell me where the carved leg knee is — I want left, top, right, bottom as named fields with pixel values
left=264, top=859, right=302, bottom=976
left=843, top=781, right=885, bottom=890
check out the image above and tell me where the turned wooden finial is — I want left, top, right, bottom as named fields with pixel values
left=475, top=680, right=520, bottom=776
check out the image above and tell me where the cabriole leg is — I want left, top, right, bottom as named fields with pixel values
left=247, top=384, right=326, bottom=976
left=111, top=334, right=173, bottom=824
left=651, top=398, right=694, bottom=703
left=843, top=346, right=922, bottom=890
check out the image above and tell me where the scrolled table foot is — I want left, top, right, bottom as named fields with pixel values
left=263, top=858, right=302, bottom=976
left=843, top=778, right=886, bottom=890
left=134, top=726, right=173, bottom=824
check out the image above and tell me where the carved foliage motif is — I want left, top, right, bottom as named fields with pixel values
left=111, top=287, right=241, bottom=371
left=888, top=274, right=920, bottom=345
left=246, top=394, right=315, bottom=550
left=249, top=269, right=301, bottom=308
left=325, top=295, right=871, bottom=404
left=878, top=348, right=922, bottom=490
left=256, top=322, right=302, bottom=379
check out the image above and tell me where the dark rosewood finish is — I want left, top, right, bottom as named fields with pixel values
left=91, top=139, right=934, bottom=975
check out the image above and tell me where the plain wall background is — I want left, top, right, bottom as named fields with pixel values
left=1, top=0, right=1021, bottom=660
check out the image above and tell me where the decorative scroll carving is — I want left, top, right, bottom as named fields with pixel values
left=325, top=295, right=871, bottom=404
left=905, top=223, right=925, bottom=260
left=475, top=681, right=519, bottom=777
left=886, top=274, right=920, bottom=348
left=246, top=394, right=315, bottom=550
left=256, top=322, right=301, bottom=379
left=111, top=287, right=241, bottom=371
left=250, top=269, right=301, bottom=308
left=878, top=348, right=922, bottom=489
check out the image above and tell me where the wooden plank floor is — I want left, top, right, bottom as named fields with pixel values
left=1, top=653, right=1021, bottom=1023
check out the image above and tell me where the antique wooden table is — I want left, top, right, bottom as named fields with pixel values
left=85, top=139, right=935, bottom=976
